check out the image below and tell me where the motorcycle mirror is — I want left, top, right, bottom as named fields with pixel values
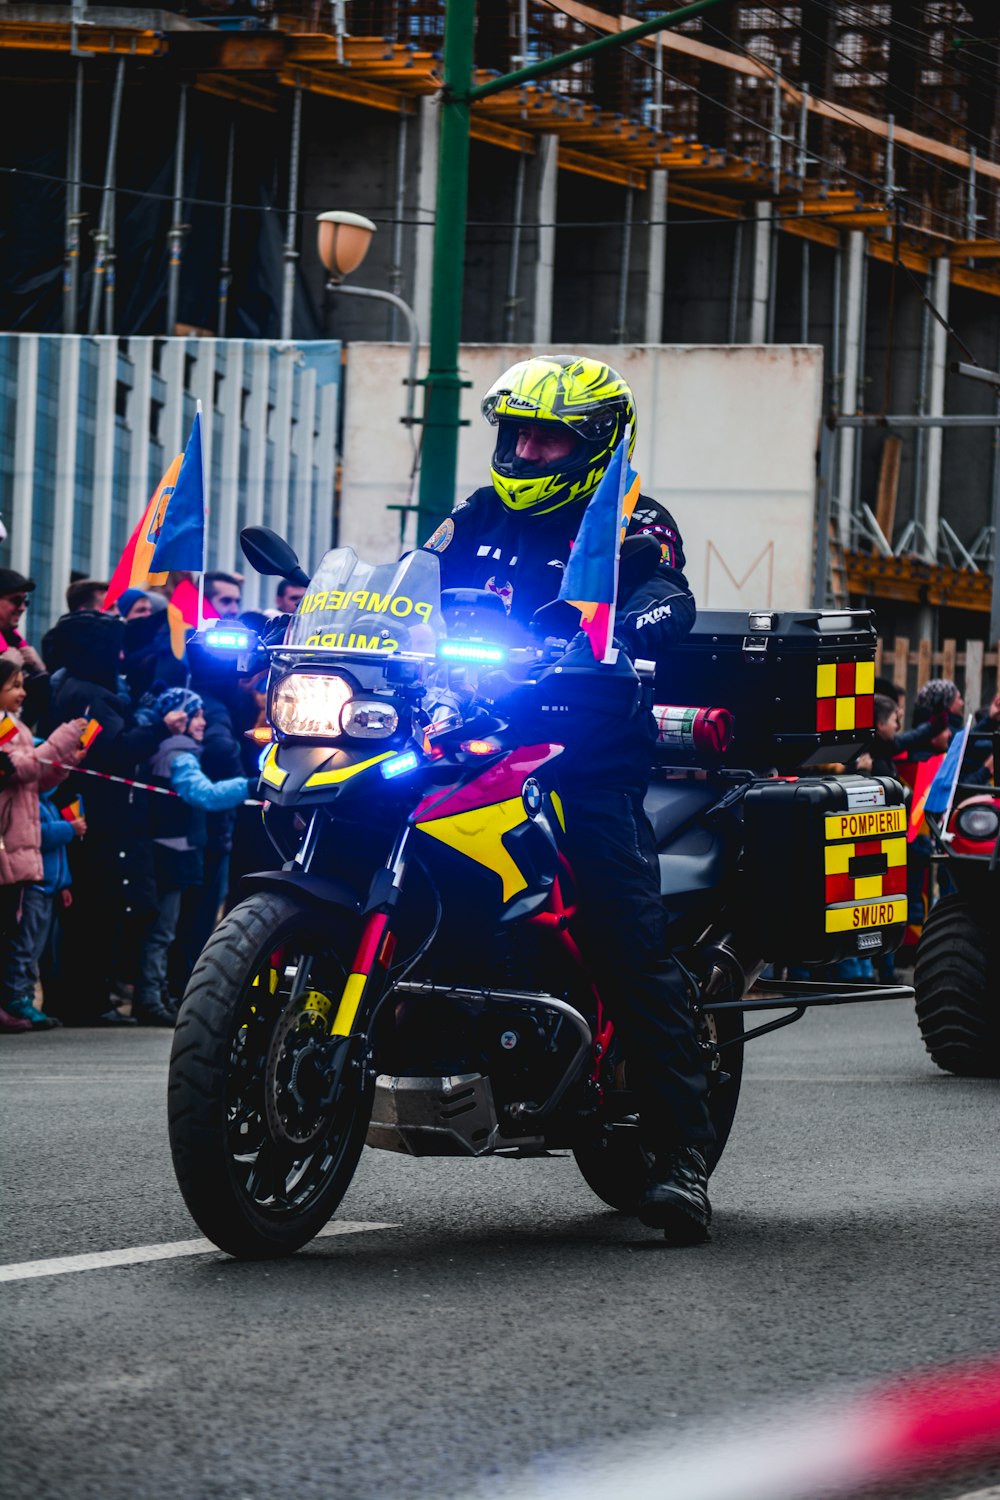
left=240, top=526, right=310, bottom=587
left=441, top=588, right=508, bottom=618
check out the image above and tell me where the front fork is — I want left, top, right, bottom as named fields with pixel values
left=324, top=820, right=411, bottom=1039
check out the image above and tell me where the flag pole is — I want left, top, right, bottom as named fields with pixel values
left=602, top=426, right=631, bottom=665
left=195, top=398, right=206, bottom=630
left=940, top=714, right=974, bottom=842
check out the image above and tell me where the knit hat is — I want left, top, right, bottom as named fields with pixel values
left=156, top=686, right=204, bottom=721
left=117, top=587, right=150, bottom=618
left=913, top=679, right=959, bottom=717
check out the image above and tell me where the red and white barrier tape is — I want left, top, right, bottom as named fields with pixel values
left=484, top=1355, right=1000, bottom=1500
left=34, top=756, right=263, bottom=806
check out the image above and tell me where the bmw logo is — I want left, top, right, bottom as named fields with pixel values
left=522, top=778, right=543, bottom=816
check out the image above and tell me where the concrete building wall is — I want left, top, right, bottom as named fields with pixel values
left=338, top=342, right=824, bottom=614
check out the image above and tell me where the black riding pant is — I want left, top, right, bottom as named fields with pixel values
left=559, top=783, right=714, bottom=1151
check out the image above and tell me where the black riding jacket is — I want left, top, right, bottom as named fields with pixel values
left=425, top=485, right=697, bottom=786
left=427, top=485, right=696, bottom=656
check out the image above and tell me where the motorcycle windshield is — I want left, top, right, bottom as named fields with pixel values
left=284, top=546, right=444, bottom=658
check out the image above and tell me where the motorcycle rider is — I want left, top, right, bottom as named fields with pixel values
left=424, top=354, right=715, bottom=1243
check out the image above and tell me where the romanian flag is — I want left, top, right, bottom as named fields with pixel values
left=0, top=713, right=18, bottom=747
left=103, top=453, right=183, bottom=612
left=60, top=796, right=83, bottom=823
left=558, top=433, right=641, bottom=663
left=104, top=411, right=207, bottom=659
left=908, top=752, right=946, bottom=842
left=149, top=410, right=206, bottom=576
left=166, top=575, right=216, bottom=660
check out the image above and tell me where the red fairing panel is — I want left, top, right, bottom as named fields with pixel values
left=412, top=745, right=563, bottom=823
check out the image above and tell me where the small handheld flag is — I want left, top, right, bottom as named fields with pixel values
left=557, top=432, right=641, bottom=663
left=79, top=718, right=103, bottom=751
left=60, top=797, right=83, bottom=824
left=0, top=713, right=18, bottom=747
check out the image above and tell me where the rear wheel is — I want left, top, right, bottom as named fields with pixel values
left=168, top=890, right=374, bottom=1258
left=914, top=894, right=1000, bottom=1077
left=573, top=1005, right=744, bottom=1213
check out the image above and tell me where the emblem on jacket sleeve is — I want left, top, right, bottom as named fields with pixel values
left=424, top=517, right=455, bottom=554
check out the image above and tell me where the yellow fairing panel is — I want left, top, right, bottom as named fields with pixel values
left=417, top=796, right=530, bottom=903
left=259, top=745, right=288, bottom=789
left=304, top=751, right=395, bottom=788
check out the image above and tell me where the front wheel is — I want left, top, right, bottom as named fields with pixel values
left=914, top=894, right=1000, bottom=1077
left=168, top=890, right=375, bottom=1258
left=572, top=1005, right=744, bottom=1213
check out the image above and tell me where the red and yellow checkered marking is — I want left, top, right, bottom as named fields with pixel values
left=823, top=804, right=908, bottom=934
left=816, top=660, right=875, bottom=734
left=824, top=832, right=907, bottom=906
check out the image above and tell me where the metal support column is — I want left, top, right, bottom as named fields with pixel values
left=165, top=85, right=188, bottom=336
left=217, top=123, right=235, bottom=339
left=923, top=255, right=951, bottom=558
left=389, top=108, right=409, bottom=339
left=749, top=201, right=771, bottom=343
left=614, top=187, right=634, bottom=343
left=728, top=220, right=744, bottom=343
left=63, top=61, right=84, bottom=335
left=87, top=57, right=124, bottom=337
left=836, top=231, right=865, bottom=547
left=280, top=85, right=303, bottom=343
left=504, top=152, right=526, bottom=343
left=533, top=133, right=558, bottom=344
left=644, top=169, right=667, bottom=343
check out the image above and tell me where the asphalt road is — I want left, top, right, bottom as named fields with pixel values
left=2, top=996, right=999, bottom=1500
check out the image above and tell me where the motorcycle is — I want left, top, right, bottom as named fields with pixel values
left=914, top=728, right=1000, bottom=1077
left=167, top=528, right=913, bottom=1258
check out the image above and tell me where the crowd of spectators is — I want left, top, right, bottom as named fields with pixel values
left=1, top=557, right=998, bottom=1032
left=0, top=565, right=281, bottom=1034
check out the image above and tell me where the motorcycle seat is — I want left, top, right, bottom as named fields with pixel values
left=642, top=781, right=721, bottom=846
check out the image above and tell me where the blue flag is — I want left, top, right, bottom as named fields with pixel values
left=149, top=411, right=205, bottom=574
left=923, top=716, right=973, bottom=816
left=557, top=435, right=640, bottom=662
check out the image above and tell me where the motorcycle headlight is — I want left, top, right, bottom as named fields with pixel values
left=340, top=698, right=399, bottom=739
left=270, top=673, right=353, bottom=738
left=954, top=804, right=1000, bottom=842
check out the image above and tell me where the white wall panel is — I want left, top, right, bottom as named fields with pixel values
left=339, top=343, right=823, bottom=610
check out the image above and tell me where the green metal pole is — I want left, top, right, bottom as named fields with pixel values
left=415, top=0, right=475, bottom=541
left=415, top=0, right=732, bottom=542
left=470, top=0, right=732, bottom=102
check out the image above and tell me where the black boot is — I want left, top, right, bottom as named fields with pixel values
left=638, top=1145, right=711, bottom=1244
left=132, top=996, right=176, bottom=1028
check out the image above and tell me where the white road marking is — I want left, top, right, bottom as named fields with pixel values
left=0, top=1221, right=397, bottom=1283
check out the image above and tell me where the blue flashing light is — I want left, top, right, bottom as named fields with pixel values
left=438, top=639, right=507, bottom=665
left=205, top=626, right=253, bottom=652
left=381, top=749, right=421, bottom=780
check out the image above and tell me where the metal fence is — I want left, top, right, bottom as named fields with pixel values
left=0, top=334, right=341, bottom=627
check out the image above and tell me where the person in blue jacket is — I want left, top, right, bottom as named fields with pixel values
left=3, top=780, right=87, bottom=1029
left=133, top=687, right=256, bottom=1027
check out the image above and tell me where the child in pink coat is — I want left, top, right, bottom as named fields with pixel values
left=0, top=654, right=86, bottom=1032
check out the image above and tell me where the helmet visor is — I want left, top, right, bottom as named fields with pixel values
left=491, top=418, right=593, bottom=482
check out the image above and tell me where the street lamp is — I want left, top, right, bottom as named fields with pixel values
left=316, top=210, right=421, bottom=431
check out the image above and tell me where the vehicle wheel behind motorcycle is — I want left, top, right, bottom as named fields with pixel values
left=168, top=889, right=375, bottom=1258
left=914, top=894, right=1000, bottom=1078
left=572, top=1005, right=744, bottom=1214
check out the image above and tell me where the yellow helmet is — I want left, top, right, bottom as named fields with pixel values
left=481, top=355, right=637, bottom=515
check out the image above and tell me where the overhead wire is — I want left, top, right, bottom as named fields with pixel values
left=738, top=0, right=998, bottom=160
left=538, top=0, right=981, bottom=238
left=691, top=0, right=986, bottom=207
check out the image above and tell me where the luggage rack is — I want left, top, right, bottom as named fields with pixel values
left=707, top=978, right=915, bottom=1049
